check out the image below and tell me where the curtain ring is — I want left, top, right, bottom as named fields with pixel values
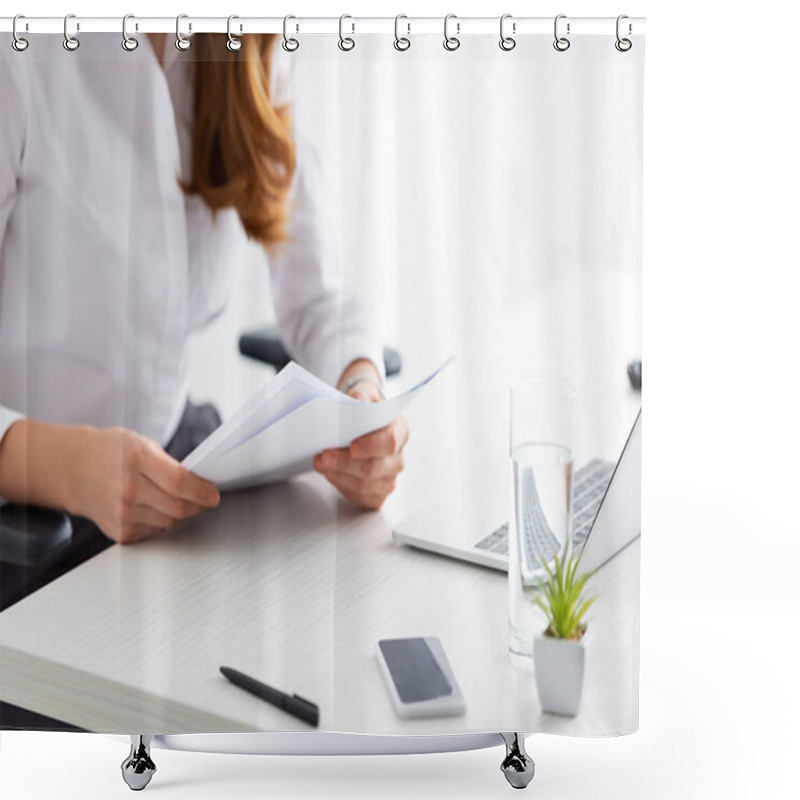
left=553, top=14, right=570, bottom=52
left=338, top=14, right=355, bottom=51
left=175, top=14, right=191, bottom=51
left=282, top=15, right=299, bottom=51
left=394, top=14, right=411, bottom=51
left=121, top=14, right=138, bottom=51
left=227, top=15, right=242, bottom=51
left=12, top=15, right=29, bottom=52
left=443, top=14, right=460, bottom=51
left=63, top=13, right=80, bottom=51
left=499, top=14, right=516, bottom=51
left=615, top=15, right=632, bottom=52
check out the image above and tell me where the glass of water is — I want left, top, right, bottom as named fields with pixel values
left=508, top=376, right=575, bottom=665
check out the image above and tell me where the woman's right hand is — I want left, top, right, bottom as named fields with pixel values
left=0, top=420, right=220, bottom=545
left=69, top=427, right=221, bottom=544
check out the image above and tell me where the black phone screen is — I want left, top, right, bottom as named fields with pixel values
left=378, top=637, right=453, bottom=703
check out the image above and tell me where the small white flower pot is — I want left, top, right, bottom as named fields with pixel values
left=533, top=633, right=586, bottom=716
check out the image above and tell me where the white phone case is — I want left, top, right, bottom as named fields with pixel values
left=376, top=636, right=466, bottom=718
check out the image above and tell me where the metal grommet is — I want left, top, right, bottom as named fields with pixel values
left=499, top=13, right=516, bottom=51
left=338, top=14, right=355, bottom=51
left=615, top=14, right=632, bottom=52
left=63, top=13, right=80, bottom=51
left=553, top=14, right=570, bottom=52
left=12, top=14, right=29, bottom=52
left=227, top=15, right=243, bottom=52
left=443, top=14, right=460, bottom=51
left=282, top=15, right=299, bottom=51
left=394, top=14, right=411, bottom=51
left=175, top=14, right=191, bottom=51
left=122, top=14, right=138, bottom=51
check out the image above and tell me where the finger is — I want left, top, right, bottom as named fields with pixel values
left=136, top=474, right=209, bottom=521
left=336, top=484, right=382, bottom=510
left=119, top=524, right=169, bottom=546
left=130, top=502, right=178, bottom=531
left=326, top=478, right=386, bottom=510
left=139, top=440, right=220, bottom=508
left=314, top=447, right=349, bottom=471
left=349, top=417, right=409, bottom=460
left=347, top=382, right=382, bottom=403
left=322, top=469, right=396, bottom=509
left=315, top=450, right=403, bottom=481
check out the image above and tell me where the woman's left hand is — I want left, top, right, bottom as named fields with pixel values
left=313, top=371, right=409, bottom=510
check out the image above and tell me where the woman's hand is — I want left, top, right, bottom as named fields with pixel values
left=313, top=362, right=409, bottom=510
left=69, top=427, right=221, bottom=544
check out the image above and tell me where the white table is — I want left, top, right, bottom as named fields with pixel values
left=1, top=264, right=641, bottom=737
left=0, top=449, right=638, bottom=736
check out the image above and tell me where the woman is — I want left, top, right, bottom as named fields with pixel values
left=0, top=32, right=408, bottom=548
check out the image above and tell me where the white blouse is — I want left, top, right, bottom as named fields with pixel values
left=0, top=34, right=382, bottom=449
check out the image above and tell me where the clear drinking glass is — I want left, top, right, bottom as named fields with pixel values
left=508, top=376, right=575, bottom=665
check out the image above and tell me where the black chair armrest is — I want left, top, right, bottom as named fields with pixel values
left=239, top=325, right=402, bottom=378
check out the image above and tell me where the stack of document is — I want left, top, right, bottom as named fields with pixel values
left=183, top=360, right=450, bottom=491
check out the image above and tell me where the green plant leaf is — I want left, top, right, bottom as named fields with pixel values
left=575, top=597, right=596, bottom=624
left=533, top=542, right=598, bottom=639
left=566, top=552, right=579, bottom=587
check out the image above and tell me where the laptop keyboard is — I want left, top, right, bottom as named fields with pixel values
left=517, top=467, right=562, bottom=574
left=474, top=459, right=614, bottom=559
left=572, top=460, right=616, bottom=544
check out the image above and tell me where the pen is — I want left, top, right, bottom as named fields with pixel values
left=219, top=666, right=319, bottom=727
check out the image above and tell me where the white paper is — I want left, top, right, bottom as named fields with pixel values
left=183, top=359, right=452, bottom=491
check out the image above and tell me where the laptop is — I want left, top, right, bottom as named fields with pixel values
left=392, top=409, right=641, bottom=574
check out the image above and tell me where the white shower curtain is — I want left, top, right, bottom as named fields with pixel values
left=191, top=33, right=642, bottom=471
left=1, top=24, right=642, bottom=743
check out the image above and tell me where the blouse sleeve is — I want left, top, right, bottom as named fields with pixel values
left=0, top=56, right=27, bottom=445
left=266, top=53, right=385, bottom=389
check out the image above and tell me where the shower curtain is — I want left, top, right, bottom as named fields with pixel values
left=0, top=19, right=643, bottom=747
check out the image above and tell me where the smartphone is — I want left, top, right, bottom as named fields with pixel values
left=377, top=636, right=466, bottom=718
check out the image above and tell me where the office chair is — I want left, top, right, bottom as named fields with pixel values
left=239, top=325, right=403, bottom=378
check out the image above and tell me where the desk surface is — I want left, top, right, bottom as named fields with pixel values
left=0, top=268, right=641, bottom=736
left=0, top=458, right=639, bottom=736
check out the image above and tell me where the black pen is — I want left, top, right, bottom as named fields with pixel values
left=220, top=666, right=319, bottom=727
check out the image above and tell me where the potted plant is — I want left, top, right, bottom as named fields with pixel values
left=533, top=544, right=596, bottom=716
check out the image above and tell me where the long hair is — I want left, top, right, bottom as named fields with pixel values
left=186, top=34, right=296, bottom=251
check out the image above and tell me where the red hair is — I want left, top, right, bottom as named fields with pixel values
left=186, top=35, right=296, bottom=250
